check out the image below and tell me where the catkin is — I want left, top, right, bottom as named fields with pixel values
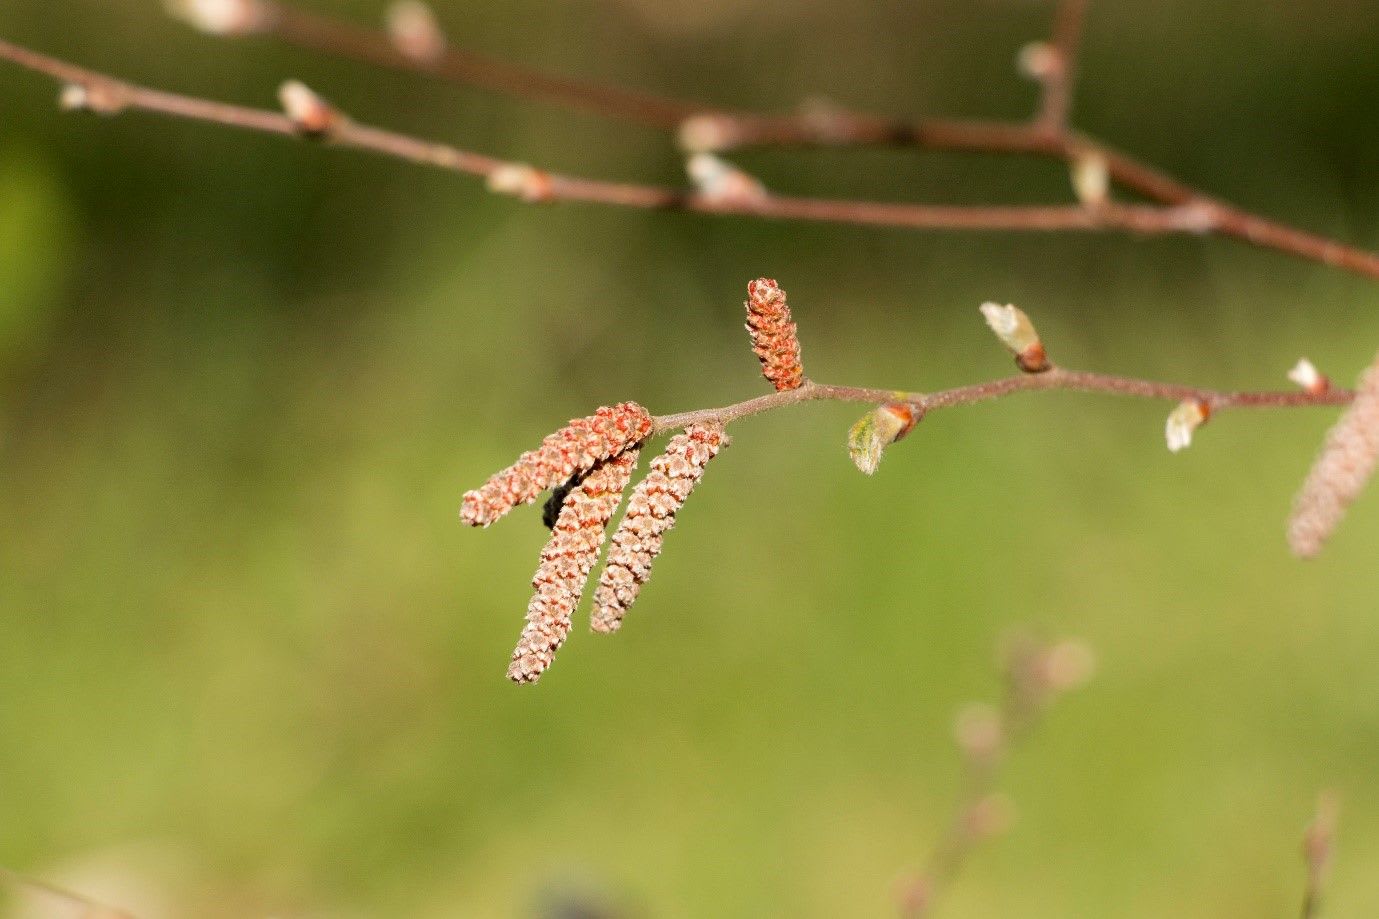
left=591, top=424, right=728, bottom=633
left=1287, top=352, right=1379, bottom=557
left=461, top=402, right=652, bottom=528
left=508, top=449, right=640, bottom=683
left=745, top=278, right=805, bottom=392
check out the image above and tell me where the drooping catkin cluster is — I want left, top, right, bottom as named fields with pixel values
left=592, top=424, right=729, bottom=634
left=460, top=402, right=652, bottom=527
left=1287, top=352, right=1379, bottom=557
left=508, top=449, right=640, bottom=683
left=745, top=278, right=805, bottom=391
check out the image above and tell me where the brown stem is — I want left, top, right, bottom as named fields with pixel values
left=264, top=1, right=705, bottom=129
left=1038, top=0, right=1092, bottom=131
left=5, top=36, right=1378, bottom=279
left=0, top=40, right=1244, bottom=239
left=177, top=3, right=1379, bottom=281
left=651, top=369, right=1353, bottom=435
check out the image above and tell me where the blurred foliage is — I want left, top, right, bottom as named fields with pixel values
left=2, top=0, right=1379, bottom=916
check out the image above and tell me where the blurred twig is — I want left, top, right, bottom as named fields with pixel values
left=0, top=38, right=1251, bottom=240
left=153, top=0, right=1379, bottom=280
left=0, top=865, right=137, bottom=919
left=1301, top=791, right=1340, bottom=919
left=898, top=634, right=1095, bottom=917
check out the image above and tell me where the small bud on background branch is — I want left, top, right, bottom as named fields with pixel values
left=686, top=153, right=767, bottom=203
left=278, top=79, right=339, bottom=136
left=485, top=163, right=555, bottom=202
left=166, top=0, right=270, bottom=36
left=58, top=81, right=125, bottom=115
left=385, top=1, right=446, bottom=66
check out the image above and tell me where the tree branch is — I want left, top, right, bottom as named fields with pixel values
left=265, top=0, right=702, bottom=129
left=0, top=39, right=1231, bottom=238
left=158, top=1, right=1379, bottom=281
left=1037, top=0, right=1092, bottom=131
left=650, top=367, right=1353, bottom=436
left=3, top=35, right=1377, bottom=280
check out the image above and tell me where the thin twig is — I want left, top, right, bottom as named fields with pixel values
left=1038, top=0, right=1092, bottom=131
left=650, top=368, right=1353, bottom=435
left=265, top=1, right=702, bottom=129
left=1301, top=791, right=1340, bottom=919
left=0, top=865, right=137, bottom=919
left=899, top=634, right=1095, bottom=917
left=0, top=41, right=1207, bottom=233
left=205, top=0, right=1379, bottom=279
left=3, top=38, right=1378, bottom=279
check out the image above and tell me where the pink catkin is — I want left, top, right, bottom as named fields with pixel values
left=1288, top=351, right=1379, bottom=557
left=591, top=424, right=728, bottom=634
left=461, top=402, right=652, bottom=527
left=745, top=278, right=805, bottom=392
left=508, top=449, right=640, bottom=683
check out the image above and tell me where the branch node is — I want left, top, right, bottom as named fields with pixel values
left=486, top=163, right=556, bottom=202
left=278, top=80, right=343, bottom=137
left=386, top=1, right=448, bottom=66
left=166, top=0, right=272, bottom=36
left=58, top=81, right=127, bottom=116
left=687, top=153, right=767, bottom=204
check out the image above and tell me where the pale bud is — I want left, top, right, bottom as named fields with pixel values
left=1017, top=41, right=1060, bottom=81
left=59, top=82, right=126, bottom=116
left=1070, top=151, right=1110, bottom=207
left=485, top=163, right=554, bottom=202
left=963, top=793, right=1017, bottom=840
left=953, top=702, right=1004, bottom=763
left=686, top=153, right=767, bottom=203
left=386, top=1, right=447, bottom=65
left=847, top=402, right=919, bottom=475
left=796, top=96, right=853, bottom=145
left=1303, top=791, right=1340, bottom=877
left=1288, top=358, right=1330, bottom=395
left=165, top=0, right=268, bottom=35
left=677, top=113, right=738, bottom=153
left=979, top=302, right=1049, bottom=373
left=1040, top=639, right=1097, bottom=692
left=1165, top=398, right=1210, bottom=453
left=278, top=80, right=339, bottom=136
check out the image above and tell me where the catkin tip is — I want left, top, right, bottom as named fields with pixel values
left=462, top=402, right=652, bottom=528
left=745, top=278, right=805, bottom=392
left=507, top=449, right=639, bottom=683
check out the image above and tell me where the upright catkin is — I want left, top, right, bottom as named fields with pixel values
left=592, top=424, right=728, bottom=633
left=461, top=402, right=652, bottom=527
left=745, top=278, right=805, bottom=391
left=508, top=449, right=640, bottom=683
left=1287, top=352, right=1379, bottom=557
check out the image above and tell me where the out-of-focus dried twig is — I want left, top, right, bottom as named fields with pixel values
left=153, top=0, right=1379, bottom=280
left=1300, top=791, right=1340, bottom=919
left=898, top=633, right=1095, bottom=917
left=0, top=865, right=137, bottom=919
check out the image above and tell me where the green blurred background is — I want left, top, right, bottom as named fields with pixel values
left=3, top=0, right=1379, bottom=915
